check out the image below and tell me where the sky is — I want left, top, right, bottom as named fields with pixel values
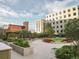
left=0, top=0, right=79, bottom=31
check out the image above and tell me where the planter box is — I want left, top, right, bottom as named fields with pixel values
left=10, top=44, right=33, bottom=56
left=0, top=43, right=12, bottom=59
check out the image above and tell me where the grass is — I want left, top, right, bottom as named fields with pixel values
left=52, top=37, right=64, bottom=42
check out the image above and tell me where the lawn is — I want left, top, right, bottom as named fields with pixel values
left=52, top=37, right=64, bottom=42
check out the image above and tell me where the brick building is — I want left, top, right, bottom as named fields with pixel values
left=4, top=22, right=29, bottom=32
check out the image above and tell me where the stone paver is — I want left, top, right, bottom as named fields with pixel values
left=11, top=39, right=72, bottom=59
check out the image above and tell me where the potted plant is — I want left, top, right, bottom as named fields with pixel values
left=10, top=39, right=33, bottom=56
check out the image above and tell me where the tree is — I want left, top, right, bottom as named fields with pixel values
left=17, top=30, right=31, bottom=38
left=64, top=19, right=79, bottom=57
left=44, top=22, right=54, bottom=37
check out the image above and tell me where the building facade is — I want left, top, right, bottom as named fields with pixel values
left=6, top=24, right=25, bottom=32
left=35, top=19, right=45, bottom=33
left=45, top=5, right=79, bottom=35
left=3, top=22, right=29, bottom=32
left=23, top=22, right=29, bottom=31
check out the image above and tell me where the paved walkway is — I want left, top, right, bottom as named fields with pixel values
left=11, top=39, right=72, bottom=59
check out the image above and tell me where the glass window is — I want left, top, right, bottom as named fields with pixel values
left=53, top=22, right=55, bottom=24
left=59, top=12, right=61, bottom=14
left=73, top=7, right=76, bottom=11
left=64, top=15, right=66, bottom=18
left=56, top=13, right=57, bottom=15
left=60, top=25, right=63, bottom=28
left=73, top=13, right=76, bottom=16
left=57, top=26, right=59, bottom=28
left=60, top=20, right=62, bottom=23
left=61, top=30, right=63, bottom=32
left=57, top=30, right=59, bottom=33
left=52, top=14, right=54, bottom=16
left=74, top=18, right=77, bottom=19
left=78, top=6, right=79, bottom=10
left=56, top=21, right=58, bottom=24
left=56, top=17, right=58, bottom=19
left=63, top=10, right=66, bottom=13
left=68, top=9, right=70, bottom=12
left=49, top=15, right=51, bottom=17
left=68, top=14, right=71, bottom=17
left=53, top=26, right=55, bottom=28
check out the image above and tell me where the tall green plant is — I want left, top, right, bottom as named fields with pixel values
left=44, top=22, right=54, bottom=37
left=64, top=19, right=79, bottom=58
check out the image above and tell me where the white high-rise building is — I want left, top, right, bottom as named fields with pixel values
left=45, top=5, right=79, bottom=35
left=35, top=19, right=45, bottom=33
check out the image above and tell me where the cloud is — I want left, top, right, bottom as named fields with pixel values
left=0, top=4, right=19, bottom=17
left=0, top=4, right=33, bottom=18
left=0, top=17, right=15, bottom=26
left=44, top=0, right=79, bottom=12
left=19, top=10, right=33, bottom=18
left=0, top=0, right=19, bottom=5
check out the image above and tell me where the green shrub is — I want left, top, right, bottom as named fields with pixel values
left=52, top=37, right=64, bottom=42
left=14, top=39, right=30, bottom=47
left=37, top=33, right=49, bottom=38
left=3, top=37, right=17, bottom=42
left=55, top=45, right=78, bottom=59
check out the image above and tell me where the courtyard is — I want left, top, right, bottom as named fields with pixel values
left=11, top=39, right=72, bottom=59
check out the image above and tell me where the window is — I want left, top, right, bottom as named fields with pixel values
left=61, top=30, right=63, bottom=32
left=56, top=17, right=58, bottom=19
left=56, top=21, right=58, bottom=24
left=68, top=9, right=70, bottom=12
left=53, top=26, right=55, bottom=28
left=52, top=14, right=54, bottom=16
left=74, top=18, right=77, bottom=19
left=53, top=18, right=54, bottom=20
left=68, top=14, right=71, bottom=17
left=60, top=20, right=62, bottom=23
left=73, top=13, right=76, bottom=16
left=64, top=15, right=66, bottom=18
left=60, top=25, right=63, bottom=28
left=53, top=22, right=55, bottom=24
left=56, top=13, right=57, bottom=15
left=78, top=7, right=79, bottom=10
left=57, top=30, right=59, bottom=33
left=59, top=12, right=61, bottom=14
left=73, top=8, right=76, bottom=10
left=57, top=26, right=59, bottom=28
left=49, top=15, right=51, bottom=17
left=63, top=10, right=66, bottom=13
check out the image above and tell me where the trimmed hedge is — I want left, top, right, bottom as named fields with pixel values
left=14, top=39, right=30, bottom=47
